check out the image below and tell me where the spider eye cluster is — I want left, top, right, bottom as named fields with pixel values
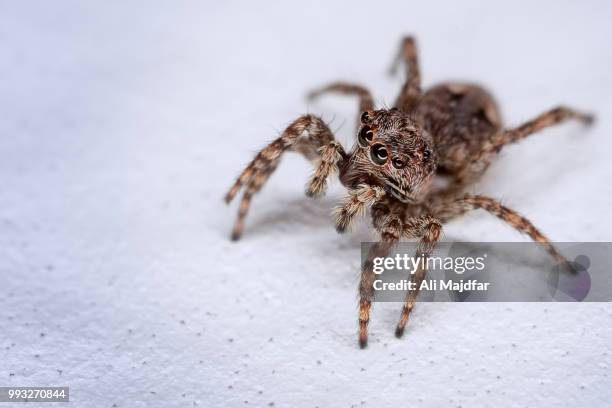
left=358, top=120, right=417, bottom=169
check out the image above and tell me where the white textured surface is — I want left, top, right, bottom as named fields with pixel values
left=1, top=1, right=612, bottom=407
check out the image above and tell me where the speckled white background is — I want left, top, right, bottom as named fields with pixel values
left=1, top=1, right=612, bottom=407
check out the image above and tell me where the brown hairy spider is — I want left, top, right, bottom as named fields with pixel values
left=225, top=37, right=594, bottom=348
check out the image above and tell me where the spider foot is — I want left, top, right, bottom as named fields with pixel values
left=359, top=336, right=368, bottom=349
left=230, top=230, right=242, bottom=241
left=580, top=113, right=595, bottom=125
left=304, top=177, right=327, bottom=198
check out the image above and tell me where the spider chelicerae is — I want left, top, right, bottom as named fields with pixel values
left=225, top=36, right=594, bottom=348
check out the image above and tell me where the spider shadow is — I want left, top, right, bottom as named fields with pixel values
left=243, top=192, right=376, bottom=249
left=245, top=193, right=340, bottom=237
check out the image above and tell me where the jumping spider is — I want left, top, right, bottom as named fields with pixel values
left=225, top=37, right=594, bottom=348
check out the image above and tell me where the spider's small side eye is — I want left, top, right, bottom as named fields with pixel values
left=360, top=111, right=370, bottom=123
left=423, top=148, right=432, bottom=161
left=358, top=125, right=374, bottom=147
left=370, top=144, right=388, bottom=165
left=392, top=158, right=405, bottom=169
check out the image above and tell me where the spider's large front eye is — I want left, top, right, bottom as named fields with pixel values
left=358, top=125, right=374, bottom=147
left=370, top=144, right=388, bottom=165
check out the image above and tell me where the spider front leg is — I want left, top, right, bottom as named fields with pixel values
left=305, top=141, right=346, bottom=198
left=225, top=115, right=345, bottom=240
left=333, top=184, right=386, bottom=233
left=358, top=209, right=403, bottom=348
left=395, top=215, right=442, bottom=337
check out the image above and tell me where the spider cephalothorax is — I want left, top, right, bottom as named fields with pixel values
left=339, top=108, right=437, bottom=205
left=225, top=36, right=593, bottom=348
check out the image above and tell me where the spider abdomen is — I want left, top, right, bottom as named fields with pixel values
left=414, top=83, right=502, bottom=175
